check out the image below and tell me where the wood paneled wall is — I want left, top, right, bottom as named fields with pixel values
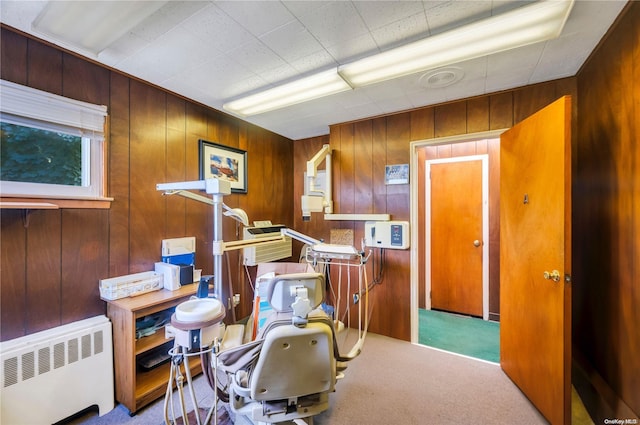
left=574, top=2, right=639, bottom=418
left=294, top=79, right=577, bottom=341
left=0, top=26, right=293, bottom=341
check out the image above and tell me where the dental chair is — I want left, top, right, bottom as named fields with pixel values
left=217, top=272, right=337, bottom=425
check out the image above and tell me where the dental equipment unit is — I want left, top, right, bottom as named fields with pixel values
left=156, top=178, right=372, bottom=425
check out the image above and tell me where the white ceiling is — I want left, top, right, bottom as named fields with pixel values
left=0, top=1, right=628, bottom=140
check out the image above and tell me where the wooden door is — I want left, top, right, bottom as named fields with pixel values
left=429, top=157, right=485, bottom=317
left=500, top=96, right=572, bottom=425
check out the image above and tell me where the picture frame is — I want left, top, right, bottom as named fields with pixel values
left=385, top=164, right=409, bottom=185
left=199, top=140, right=247, bottom=193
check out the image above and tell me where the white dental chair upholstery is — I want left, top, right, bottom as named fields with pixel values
left=218, top=272, right=336, bottom=424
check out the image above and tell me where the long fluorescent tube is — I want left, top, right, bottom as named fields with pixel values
left=338, top=0, right=574, bottom=87
left=32, top=1, right=168, bottom=55
left=223, top=69, right=352, bottom=117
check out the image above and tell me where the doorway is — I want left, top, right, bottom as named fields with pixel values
left=409, top=130, right=504, bottom=346
left=426, top=155, right=488, bottom=319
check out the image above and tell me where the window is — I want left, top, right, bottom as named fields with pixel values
left=0, top=79, right=108, bottom=200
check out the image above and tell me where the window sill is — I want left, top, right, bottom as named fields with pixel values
left=0, top=197, right=113, bottom=209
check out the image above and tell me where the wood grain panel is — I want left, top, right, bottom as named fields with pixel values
left=435, top=101, right=466, bottom=137
left=62, top=53, right=110, bottom=105
left=410, top=108, right=434, bottom=141
left=513, top=81, right=557, bottom=124
left=165, top=95, right=187, bottom=238
left=184, top=104, right=211, bottom=275
left=129, top=81, right=166, bottom=273
left=0, top=210, right=27, bottom=340
left=467, top=97, right=490, bottom=133
left=490, top=92, right=513, bottom=130
left=372, top=117, right=388, bottom=214
left=26, top=210, right=62, bottom=333
left=575, top=2, right=639, bottom=417
left=27, top=39, right=62, bottom=94
left=0, top=27, right=27, bottom=84
left=108, top=72, right=131, bottom=277
left=1, top=26, right=294, bottom=346
left=339, top=124, right=355, bottom=214
left=61, top=209, right=109, bottom=324
left=451, top=140, right=477, bottom=157
left=354, top=120, right=374, bottom=214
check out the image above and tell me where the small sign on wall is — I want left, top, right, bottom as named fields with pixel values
left=385, top=164, right=409, bottom=185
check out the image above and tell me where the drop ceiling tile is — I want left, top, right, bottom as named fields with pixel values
left=98, top=32, right=151, bottom=67
left=116, top=27, right=209, bottom=83
left=484, top=67, right=534, bottom=93
left=487, top=43, right=545, bottom=75
left=259, top=20, right=325, bottom=64
left=181, top=3, right=255, bottom=54
left=325, top=32, right=378, bottom=63
left=288, top=50, right=337, bottom=75
left=130, top=1, right=209, bottom=43
left=185, top=56, right=260, bottom=99
left=226, top=39, right=289, bottom=76
left=0, top=1, right=46, bottom=31
left=353, top=1, right=425, bottom=32
left=0, top=0, right=628, bottom=140
left=215, top=1, right=295, bottom=37
left=254, top=63, right=301, bottom=87
left=369, top=11, right=430, bottom=49
left=424, top=1, right=493, bottom=35
left=295, top=1, right=370, bottom=49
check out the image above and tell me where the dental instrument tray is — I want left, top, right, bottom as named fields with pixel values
left=308, top=243, right=362, bottom=261
left=99, top=271, right=164, bottom=300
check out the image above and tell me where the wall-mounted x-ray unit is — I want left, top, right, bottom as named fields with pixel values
left=364, top=221, right=410, bottom=249
left=302, top=144, right=390, bottom=222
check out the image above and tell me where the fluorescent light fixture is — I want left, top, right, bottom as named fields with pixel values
left=338, top=0, right=575, bottom=87
left=222, top=0, right=573, bottom=115
left=32, top=1, right=168, bottom=55
left=223, top=69, right=352, bottom=117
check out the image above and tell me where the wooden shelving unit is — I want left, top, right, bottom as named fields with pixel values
left=103, top=285, right=201, bottom=414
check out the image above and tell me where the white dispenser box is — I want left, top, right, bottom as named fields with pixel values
left=154, top=262, right=181, bottom=290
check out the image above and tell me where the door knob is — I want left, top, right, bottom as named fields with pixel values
left=473, top=240, right=481, bottom=247
left=543, top=270, right=561, bottom=282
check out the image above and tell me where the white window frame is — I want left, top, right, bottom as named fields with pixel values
left=0, top=79, right=108, bottom=200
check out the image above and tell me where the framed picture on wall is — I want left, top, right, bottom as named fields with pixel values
left=199, top=140, right=247, bottom=193
left=385, top=164, right=409, bottom=185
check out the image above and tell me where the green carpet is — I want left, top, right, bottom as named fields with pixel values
left=418, top=309, right=500, bottom=363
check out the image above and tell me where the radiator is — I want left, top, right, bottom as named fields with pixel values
left=0, top=315, right=114, bottom=424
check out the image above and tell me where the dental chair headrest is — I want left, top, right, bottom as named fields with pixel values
left=264, top=272, right=325, bottom=313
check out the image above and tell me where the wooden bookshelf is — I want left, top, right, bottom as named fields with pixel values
left=103, top=285, right=199, bottom=414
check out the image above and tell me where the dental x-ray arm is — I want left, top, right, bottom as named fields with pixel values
left=157, top=178, right=327, bottom=300
left=161, top=188, right=249, bottom=226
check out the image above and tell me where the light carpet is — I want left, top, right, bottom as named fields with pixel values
left=65, top=332, right=546, bottom=425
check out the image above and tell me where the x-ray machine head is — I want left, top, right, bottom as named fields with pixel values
left=302, top=144, right=333, bottom=221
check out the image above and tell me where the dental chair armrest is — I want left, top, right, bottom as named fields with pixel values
left=218, top=339, right=263, bottom=373
left=231, top=370, right=252, bottom=398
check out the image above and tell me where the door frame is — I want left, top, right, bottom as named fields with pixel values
left=409, top=129, right=505, bottom=344
left=425, top=154, right=489, bottom=319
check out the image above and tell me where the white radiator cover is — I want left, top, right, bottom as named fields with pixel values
left=0, top=315, right=114, bottom=424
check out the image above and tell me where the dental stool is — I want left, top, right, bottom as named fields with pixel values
left=217, top=273, right=336, bottom=425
